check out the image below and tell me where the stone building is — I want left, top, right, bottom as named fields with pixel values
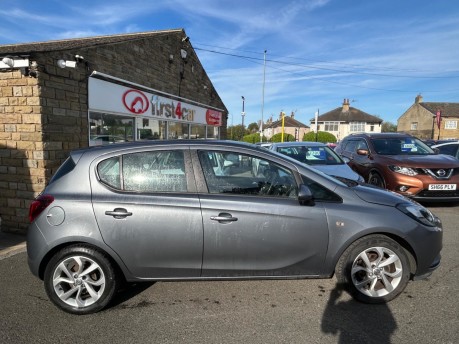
left=397, top=95, right=459, bottom=140
left=0, top=29, right=227, bottom=233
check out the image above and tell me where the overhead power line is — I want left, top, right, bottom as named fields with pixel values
left=194, top=46, right=459, bottom=79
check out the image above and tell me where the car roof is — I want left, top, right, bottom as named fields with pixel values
left=432, top=141, right=459, bottom=148
left=271, top=141, right=326, bottom=147
left=69, top=139, right=278, bottom=163
left=344, top=132, right=415, bottom=139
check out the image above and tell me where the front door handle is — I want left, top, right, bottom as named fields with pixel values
left=210, top=213, right=238, bottom=223
left=105, top=208, right=133, bottom=219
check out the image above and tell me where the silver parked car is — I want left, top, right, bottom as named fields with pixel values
left=268, top=141, right=364, bottom=182
left=27, top=140, right=442, bottom=314
left=431, top=141, right=459, bottom=159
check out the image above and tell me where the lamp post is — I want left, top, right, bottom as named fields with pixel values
left=241, top=96, right=245, bottom=140
left=260, top=50, right=267, bottom=142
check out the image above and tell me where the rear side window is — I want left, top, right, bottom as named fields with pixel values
left=97, top=150, right=187, bottom=192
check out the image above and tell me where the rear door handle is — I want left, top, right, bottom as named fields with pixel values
left=210, top=213, right=238, bottom=223
left=105, top=208, right=133, bottom=219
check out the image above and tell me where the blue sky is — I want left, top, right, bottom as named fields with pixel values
left=1, top=0, right=459, bottom=127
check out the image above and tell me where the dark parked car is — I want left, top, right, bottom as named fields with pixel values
left=268, top=141, right=364, bottom=182
left=27, top=140, right=442, bottom=314
left=431, top=141, right=459, bottom=159
left=335, top=133, right=459, bottom=202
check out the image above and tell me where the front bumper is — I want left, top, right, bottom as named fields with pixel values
left=412, top=253, right=441, bottom=280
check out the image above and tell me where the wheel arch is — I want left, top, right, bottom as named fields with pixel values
left=38, top=241, right=128, bottom=282
left=367, top=168, right=386, bottom=187
left=332, top=232, right=417, bottom=277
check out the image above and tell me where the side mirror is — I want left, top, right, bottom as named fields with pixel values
left=298, top=184, right=315, bottom=206
left=356, top=149, right=369, bottom=156
left=432, top=148, right=440, bottom=154
left=341, top=156, right=350, bottom=163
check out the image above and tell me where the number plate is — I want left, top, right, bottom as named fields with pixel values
left=428, top=184, right=457, bottom=190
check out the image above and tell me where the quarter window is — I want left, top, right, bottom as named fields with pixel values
left=198, top=151, right=297, bottom=198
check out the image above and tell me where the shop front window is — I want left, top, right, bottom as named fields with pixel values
left=136, top=118, right=166, bottom=140
left=189, top=124, right=206, bottom=139
left=168, top=121, right=189, bottom=140
left=89, top=112, right=134, bottom=146
left=206, top=126, right=219, bottom=139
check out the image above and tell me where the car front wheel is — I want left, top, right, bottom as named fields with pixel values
left=336, top=235, right=410, bottom=303
left=368, top=171, right=385, bottom=188
left=44, top=245, right=119, bottom=314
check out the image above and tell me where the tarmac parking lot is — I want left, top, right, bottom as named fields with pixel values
left=0, top=203, right=458, bottom=344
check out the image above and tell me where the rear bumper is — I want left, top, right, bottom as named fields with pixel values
left=26, top=222, right=48, bottom=279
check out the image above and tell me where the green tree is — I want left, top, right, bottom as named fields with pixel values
left=271, top=133, right=295, bottom=143
left=302, top=131, right=337, bottom=143
left=247, top=122, right=259, bottom=133
left=382, top=121, right=397, bottom=132
left=242, top=133, right=267, bottom=143
left=227, top=124, right=246, bottom=141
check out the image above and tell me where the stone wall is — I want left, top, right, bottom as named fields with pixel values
left=397, top=105, right=435, bottom=139
left=0, top=69, right=43, bottom=232
left=0, top=33, right=227, bottom=233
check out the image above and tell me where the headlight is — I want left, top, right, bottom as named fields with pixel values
left=396, top=202, right=439, bottom=227
left=389, top=165, right=418, bottom=176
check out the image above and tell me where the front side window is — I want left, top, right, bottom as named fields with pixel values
left=198, top=151, right=297, bottom=198
left=97, top=150, right=187, bottom=192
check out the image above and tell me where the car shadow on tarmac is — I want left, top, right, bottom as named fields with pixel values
left=321, top=283, right=397, bottom=344
left=107, top=282, right=156, bottom=310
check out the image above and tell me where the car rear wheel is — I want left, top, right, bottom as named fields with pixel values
left=44, top=245, right=119, bottom=314
left=335, top=235, right=410, bottom=303
left=368, top=171, right=385, bottom=188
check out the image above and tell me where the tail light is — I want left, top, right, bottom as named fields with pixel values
left=29, top=195, right=54, bottom=222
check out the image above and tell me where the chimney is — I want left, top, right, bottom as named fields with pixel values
left=342, top=98, right=350, bottom=112
left=415, top=94, right=423, bottom=103
left=291, top=111, right=295, bottom=119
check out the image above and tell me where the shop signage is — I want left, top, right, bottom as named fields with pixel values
left=89, top=77, right=222, bottom=126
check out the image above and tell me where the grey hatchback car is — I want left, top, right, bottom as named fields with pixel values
left=27, top=140, right=442, bottom=314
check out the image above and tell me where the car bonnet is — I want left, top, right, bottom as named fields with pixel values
left=351, top=183, right=409, bottom=206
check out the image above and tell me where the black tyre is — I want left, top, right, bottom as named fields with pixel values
left=368, top=171, right=385, bottom=188
left=44, top=245, right=119, bottom=315
left=335, top=235, right=410, bottom=303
